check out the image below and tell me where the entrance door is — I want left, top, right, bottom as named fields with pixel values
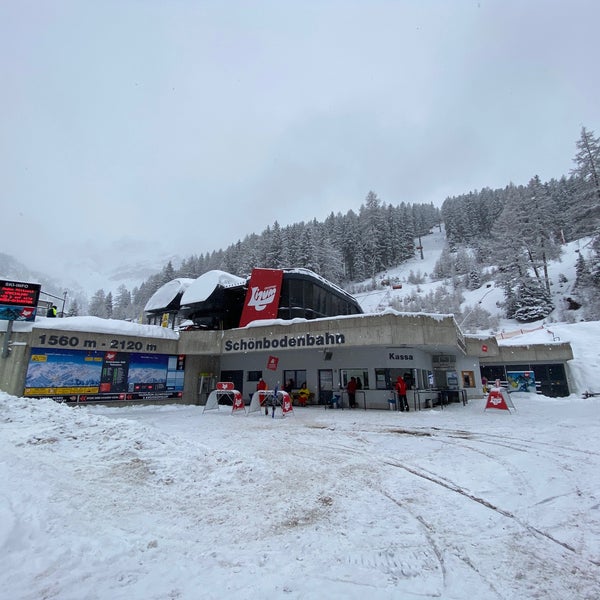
left=220, top=370, right=244, bottom=398
left=536, top=364, right=569, bottom=397
left=318, top=369, right=334, bottom=406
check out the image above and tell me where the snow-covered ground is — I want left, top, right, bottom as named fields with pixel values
left=1, top=392, right=599, bottom=599
left=2, top=228, right=600, bottom=598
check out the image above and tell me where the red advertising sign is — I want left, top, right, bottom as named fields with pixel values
left=267, top=355, right=279, bottom=371
left=281, top=392, right=294, bottom=415
left=239, top=269, right=283, bottom=327
left=232, top=391, right=245, bottom=412
left=485, top=389, right=510, bottom=411
left=217, top=381, right=235, bottom=390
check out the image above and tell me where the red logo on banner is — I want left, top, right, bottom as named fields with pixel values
left=239, top=269, right=283, bottom=327
left=217, top=381, right=234, bottom=390
left=232, top=391, right=245, bottom=412
left=481, top=344, right=488, bottom=352
left=267, top=355, right=279, bottom=371
left=281, top=392, right=294, bottom=414
left=485, top=389, right=509, bottom=411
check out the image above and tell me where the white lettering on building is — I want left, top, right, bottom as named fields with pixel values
left=247, top=285, right=277, bottom=311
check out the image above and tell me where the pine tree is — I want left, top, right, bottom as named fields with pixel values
left=574, top=253, right=590, bottom=289
left=105, top=292, right=113, bottom=318
left=66, top=300, right=80, bottom=317
left=513, top=276, right=554, bottom=323
left=570, top=126, right=600, bottom=236
left=360, top=191, right=387, bottom=277
left=88, top=289, right=108, bottom=318
left=113, top=285, right=132, bottom=320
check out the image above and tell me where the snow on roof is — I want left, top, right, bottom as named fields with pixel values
left=180, top=270, right=246, bottom=306
left=144, top=278, right=195, bottom=312
left=282, top=267, right=358, bottom=302
left=0, top=316, right=179, bottom=340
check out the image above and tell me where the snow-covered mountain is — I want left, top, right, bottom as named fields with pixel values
left=3, top=224, right=595, bottom=335
left=352, top=225, right=591, bottom=336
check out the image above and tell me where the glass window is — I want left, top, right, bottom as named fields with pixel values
left=375, top=369, right=391, bottom=390
left=461, top=370, right=475, bottom=388
left=290, top=279, right=304, bottom=308
left=247, top=371, right=262, bottom=382
left=340, top=369, right=369, bottom=389
left=283, top=370, right=306, bottom=390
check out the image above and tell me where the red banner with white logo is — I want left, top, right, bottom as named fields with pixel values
left=239, top=269, right=283, bottom=327
left=485, top=389, right=510, bottom=411
left=217, top=381, right=235, bottom=390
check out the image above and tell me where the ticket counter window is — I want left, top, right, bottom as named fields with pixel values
left=462, top=371, right=475, bottom=388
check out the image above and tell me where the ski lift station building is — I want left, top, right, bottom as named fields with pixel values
left=1, top=269, right=575, bottom=407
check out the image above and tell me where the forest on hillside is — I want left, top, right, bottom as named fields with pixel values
left=83, top=126, right=600, bottom=325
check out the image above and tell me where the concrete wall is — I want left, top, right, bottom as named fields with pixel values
left=0, top=330, right=32, bottom=396
left=480, top=342, right=573, bottom=364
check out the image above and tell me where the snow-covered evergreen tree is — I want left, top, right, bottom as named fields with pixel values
left=88, top=289, right=108, bottom=318
left=570, top=126, right=600, bottom=237
left=66, top=300, right=80, bottom=317
left=113, top=285, right=132, bottom=320
left=512, top=276, right=554, bottom=322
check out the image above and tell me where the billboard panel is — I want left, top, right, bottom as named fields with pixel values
left=24, top=347, right=185, bottom=402
left=506, top=370, right=537, bottom=393
left=0, top=280, right=41, bottom=321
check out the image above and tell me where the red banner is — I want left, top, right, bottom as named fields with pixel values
left=281, top=392, right=294, bottom=415
left=239, top=269, right=283, bottom=327
left=217, top=381, right=235, bottom=390
left=485, top=389, right=510, bottom=411
left=232, top=391, right=245, bottom=412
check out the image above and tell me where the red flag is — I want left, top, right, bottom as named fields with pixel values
left=239, top=269, right=283, bottom=327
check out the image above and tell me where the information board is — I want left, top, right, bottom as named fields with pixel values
left=0, top=280, right=41, bottom=321
left=23, top=347, right=186, bottom=402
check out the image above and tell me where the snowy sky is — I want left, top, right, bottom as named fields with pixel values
left=2, top=0, right=599, bottom=286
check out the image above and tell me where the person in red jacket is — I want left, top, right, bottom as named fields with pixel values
left=347, top=376, right=357, bottom=408
left=256, top=378, right=267, bottom=391
left=256, top=377, right=268, bottom=407
left=395, top=375, right=409, bottom=411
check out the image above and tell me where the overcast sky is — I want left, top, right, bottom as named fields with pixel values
left=2, top=1, right=599, bottom=289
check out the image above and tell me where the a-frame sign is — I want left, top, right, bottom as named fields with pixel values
left=485, top=387, right=515, bottom=412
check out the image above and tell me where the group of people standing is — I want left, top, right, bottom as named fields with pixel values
left=255, top=377, right=311, bottom=407
left=255, top=373, right=411, bottom=411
